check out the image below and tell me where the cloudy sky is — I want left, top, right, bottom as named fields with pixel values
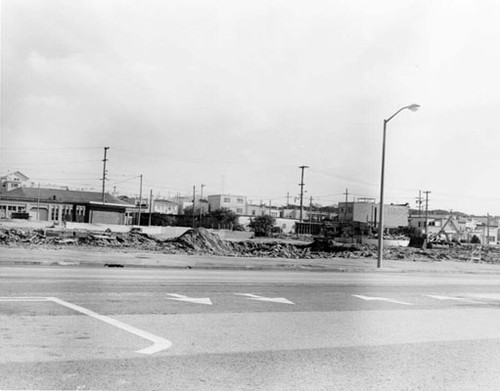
left=2, top=0, right=500, bottom=214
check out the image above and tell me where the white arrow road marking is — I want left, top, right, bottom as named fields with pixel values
left=0, top=296, right=172, bottom=355
left=424, top=294, right=482, bottom=304
left=352, top=295, right=413, bottom=306
left=166, top=293, right=213, bottom=306
left=235, top=293, right=295, bottom=305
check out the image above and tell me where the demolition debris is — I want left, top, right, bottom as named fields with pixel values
left=0, top=227, right=498, bottom=263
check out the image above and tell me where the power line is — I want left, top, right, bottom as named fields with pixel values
left=0, top=146, right=102, bottom=151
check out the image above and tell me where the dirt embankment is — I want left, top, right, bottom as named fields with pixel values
left=1, top=227, right=498, bottom=263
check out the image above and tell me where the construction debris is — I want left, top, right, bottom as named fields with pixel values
left=0, top=227, right=499, bottom=263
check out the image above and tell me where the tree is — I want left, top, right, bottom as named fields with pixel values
left=249, top=215, right=276, bottom=237
left=203, top=208, right=240, bottom=230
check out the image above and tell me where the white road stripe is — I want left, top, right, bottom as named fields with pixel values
left=424, top=294, right=481, bottom=303
left=0, top=297, right=49, bottom=301
left=0, top=296, right=172, bottom=355
left=166, top=293, right=213, bottom=305
left=352, top=294, right=413, bottom=305
left=235, top=293, right=295, bottom=305
left=463, top=293, right=500, bottom=301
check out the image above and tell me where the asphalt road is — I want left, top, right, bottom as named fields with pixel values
left=1, top=265, right=500, bottom=390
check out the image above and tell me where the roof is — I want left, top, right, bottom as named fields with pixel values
left=0, top=187, right=130, bottom=206
left=154, top=199, right=179, bottom=205
left=1, top=171, right=30, bottom=181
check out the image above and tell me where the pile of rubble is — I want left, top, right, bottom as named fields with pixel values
left=171, top=228, right=236, bottom=255
left=0, top=228, right=161, bottom=250
left=1, top=227, right=499, bottom=263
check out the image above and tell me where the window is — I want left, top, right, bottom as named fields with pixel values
left=252, top=210, right=256, bottom=215
left=223, top=197, right=230, bottom=203
left=236, top=198, right=244, bottom=203
left=50, top=206, right=59, bottom=221
left=236, top=208, right=243, bottom=214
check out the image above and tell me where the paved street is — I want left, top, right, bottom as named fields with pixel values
left=1, top=264, right=500, bottom=390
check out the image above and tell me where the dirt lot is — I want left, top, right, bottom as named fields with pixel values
left=1, top=226, right=499, bottom=264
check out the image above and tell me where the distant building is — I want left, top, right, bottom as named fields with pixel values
left=410, top=214, right=498, bottom=245
left=0, top=171, right=32, bottom=193
left=153, top=199, right=180, bottom=215
left=247, top=203, right=281, bottom=218
left=207, top=194, right=247, bottom=215
left=0, top=187, right=129, bottom=225
left=338, top=200, right=409, bottom=228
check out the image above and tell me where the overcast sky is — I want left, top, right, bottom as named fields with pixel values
left=2, top=0, right=500, bottom=214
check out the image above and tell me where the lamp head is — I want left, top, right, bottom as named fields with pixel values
left=407, top=104, right=420, bottom=112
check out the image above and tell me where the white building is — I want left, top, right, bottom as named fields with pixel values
left=207, top=194, right=247, bottom=215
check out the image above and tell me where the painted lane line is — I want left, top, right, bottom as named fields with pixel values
left=0, top=297, right=50, bottom=301
left=462, top=293, right=500, bottom=301
left=166, top=294, right=213, bottom=305
left=352, top=295, right=413, bottom=306
left=46, top=297, right=172, bottom=354
left=424, top=295, right=481, bottom=304
left=0, top=296, right=172, bottom=354
left=235, top=293, right=295, bottom=305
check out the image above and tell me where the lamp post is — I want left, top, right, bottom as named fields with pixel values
left=377, top=103, right=420, bottom=268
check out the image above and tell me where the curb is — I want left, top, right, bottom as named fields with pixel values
left=2, top=259, right=500, bottom=275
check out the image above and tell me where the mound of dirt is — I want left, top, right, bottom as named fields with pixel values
left=172, top=228, right=236, bottom=255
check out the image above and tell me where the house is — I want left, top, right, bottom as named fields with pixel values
left=0, top=187, right=129, bottom=225
left=338, top=200, right=409, bottom=229
left=247, top=203, right=281, bottom=218
left=280, top=206, right=309, bottom=221
left=409, top=214, right=498, bottom=245
left=207, top=194, right=247, bottom=215
left=152, top=199, right=180, bottom=215
left=0, top=171, right=32, bottom=193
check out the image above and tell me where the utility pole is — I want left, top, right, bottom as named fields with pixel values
left=343, top=188, right=349, bottom=222
left=298, top=165, right=309, bottom=222
left=423, top=190, right=431, bottom=247
left=148, top=189, right=153, bottom=226
left=36, top=183, right=41, bottom=221
left=101, top=147, right=109, bottom=202
left=137, top=174, right=143, bottom=226
left=487, top=213, right=490, bottom=245
left=199, top=184, right=205, bottom=220
left=286, top=192, right=290, bottom=207
left=192, top=185, right=196, bottom=228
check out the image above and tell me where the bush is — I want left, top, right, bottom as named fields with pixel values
left=249, top=215, right=276, bottom=237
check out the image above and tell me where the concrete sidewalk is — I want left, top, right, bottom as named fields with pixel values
left=1, top=246, right=500, bottom=274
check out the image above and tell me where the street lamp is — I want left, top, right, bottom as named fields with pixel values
left=377, top=103, right=420, bottom=268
